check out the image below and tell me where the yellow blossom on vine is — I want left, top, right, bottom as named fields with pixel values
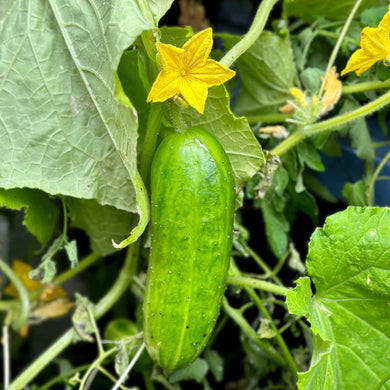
left=341, top=8, right=390, bottom=76
left=146, top=28, right=236, bottom=114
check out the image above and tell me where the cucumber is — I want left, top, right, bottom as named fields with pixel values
left=143, top=128, right=235, bottom=370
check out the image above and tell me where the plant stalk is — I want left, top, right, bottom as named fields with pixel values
left=271, top=89, right=390, bottom=156
left=227, top=275, right=290, bottom=296
left=0, top=258, right=30, bottom=330
left=7, top=240, right=140, bottom=390
left=220, top=0, right=279, bottom=68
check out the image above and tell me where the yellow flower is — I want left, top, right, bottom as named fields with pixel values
left=146, top=28, right=236, bottom=114
left=341, top=8, right=390, bottom=76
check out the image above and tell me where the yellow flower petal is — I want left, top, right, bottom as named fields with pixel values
left=191, top=59, right=236, bottom=87
left=147, top=69, right=181, bottom=102
left=180, top=76, right=209, bottom=114
left=182, top=27, right=213, bottom=68
left=156, top=42, right=185, bottom=71
left=147, top=27, right=235, bottom=113
left=342, top=8, right=390, bottom=76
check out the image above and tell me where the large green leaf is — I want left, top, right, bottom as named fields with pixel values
left=182, top=86, right=265, bottom=186
left=66, top=198, right=134, bottom=256
left=287, top=207, right=390, bottom=389
left=284, top=0, right=389, bottom=23
left=0, top=0, right=171, bottom=213
left=220, top=32, right=295, bottom=118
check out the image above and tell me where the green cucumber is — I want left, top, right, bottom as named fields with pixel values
left=143, top=128, right=235, bottom=370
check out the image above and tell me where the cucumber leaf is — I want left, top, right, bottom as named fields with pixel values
left=182, top=85, right=265, bottom=186
left=66, top=197, right=134, bottom=256
left=0, top=188, right=58, bottom=247
left=220, top=32, right=295, bottom=118
left=0, top=1, right=168, bottom=214
left=283, top=0, right=389, bottom=23
left=287, top=207, right=390, bottom=389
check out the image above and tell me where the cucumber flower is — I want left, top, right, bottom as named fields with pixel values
left=146, top=28, right=236, bottom=114
left=341, top=7, right=390, bottom=76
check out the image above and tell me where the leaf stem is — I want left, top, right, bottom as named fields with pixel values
left=219, top=0, right=279, bottom=68
left=342, top=79, right=390, bottom=94
left=318, top=0, right=363, bottom=96
left=0, top=258, right=29, bottom=330
left=271, top=89, right=390, bottom=156
left=139, top=102, right=163, bottom=188
left=227, top=275, right=290, bottom=296
left=244, top=288, right=298, bottom=378
left=7, top=240, right=140, bottom=390
left=367, top=151, right=390, bottom=206
left=246, top=247, right=284, bottom=286
left=2, top=324, right=10, bottom=389
left=55, top=252, right=101, bottom=286
left=222, top=296, right=286, bottom=366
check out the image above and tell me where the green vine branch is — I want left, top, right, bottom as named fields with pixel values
left=7, top=240, right=140, bottom=390
left=220, top=0, right=279, bottom=68
left=0, top=258, right=29, bottom=330
left=227, top=275, right=290, bottom=296
left=367, top=151, right=390, bottom=206
left=271, top=88, right=390, bottom=156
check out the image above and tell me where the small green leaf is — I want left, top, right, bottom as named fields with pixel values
left=64, top=240, right=78, bottom=269
left=342, top=181, right=369, bottom=206
left=0, top=188, right=58, bottom=247
left=169, top=358, right=209, bottom=384
left=29, top=259, right=56, bottom=284
left=287, top=206, right=390, bottom=389
left=261, top=200, right=289, bottom=259
left=72, top=294, right=95, bottom=343
left=204, top=350, right=224, bottom=382
left=115, top=341, right=130, bottom=379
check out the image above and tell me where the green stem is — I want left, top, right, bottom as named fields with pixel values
left=222, top=296, right=286, bottom=367
left=219, top=0, right=279, bottom=68
left=318, top=0, right=363, bottom=96
left=246, top=113, right=292, bottom=125
left=367, top=151, right=390, bottom=206
left=39, top=363, right=91, bottom=390
left=168, top=100, right=187, bottom=132
left=246, top=247, right=284, bottom=286
left=316, top=29, right=360, bottom=46
left=55, top=252, right=101, bottom=286
left=0, top=258, right=29, bottom=330
left=244, top=288, right=298, bottom=378
left=78, top=347, right=117, bottom=390
left=227, top=275, right=290, bottom=296
left=142, top=370, right=156, bottom=390
left=271, top=89, right=390, bottom=156
left=342, top=79, right=390, bottom=94
left=7, top=240, right=140, bottom=390
left=139, top=103, right=163, bottom=188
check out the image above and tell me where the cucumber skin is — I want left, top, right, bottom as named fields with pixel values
left=143, top=128, right=235, bottom=370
